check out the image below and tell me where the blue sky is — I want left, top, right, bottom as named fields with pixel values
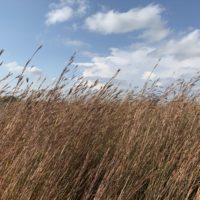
left=1, top=0, right=200, bottom=88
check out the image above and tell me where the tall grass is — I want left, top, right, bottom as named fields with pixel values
left=0, top=52, right=200, bottom=200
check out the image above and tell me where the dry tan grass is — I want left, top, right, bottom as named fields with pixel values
left=0, top=54, right=200, bottom=200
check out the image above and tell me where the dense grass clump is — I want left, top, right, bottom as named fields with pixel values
left=0, top=53, right=200, bottom=200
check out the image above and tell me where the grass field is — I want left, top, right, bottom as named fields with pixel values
left=0, top=56, right=200, bottom=199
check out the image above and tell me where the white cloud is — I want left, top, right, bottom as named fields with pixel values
left=46, top=0, right=89, bottom=25
left=141, top=27, right=170, bottom=42
left=64, top=39, right=88, bottom=47
left=86, top=80, right=105, bottom=90
left=76, top=0, right=89, bottom=15
left=78, top=46, right=154, bottom=81
left=60, top=0, right=88, bottom=15
left=29, top=66, right=42, bottom=76
left=82, top=51, right=101, bottom=58
left=85, top=4, right=169, bottom=41
left=142, top=71, right=157, bottom=80
left=45, top=6, right=73, bottom=25
left=4, top=62, right=42, bottom=76
left=78, top=30, right=200, bottom=86
left=157, top=30, right=200, bottom=59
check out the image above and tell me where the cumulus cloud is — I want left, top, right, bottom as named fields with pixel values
left=45, top=6, right=73, bottom=25
left=157, top=30, right=200, bottom=59
left=78, top=30, right=200, bottom=86
left=141, top=27, right=170, bottom=42
left=85, top=4, right=169, bottom=41
left=4, top=62, right=42, bottom=76
left=77, top=46, right=155, bottom=82
left=46, top=0, right=89, bottom=25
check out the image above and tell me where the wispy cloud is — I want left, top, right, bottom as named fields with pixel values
left=64, top=39, right=89, bottom=47
left=156, top=30, right=200, bottom=59
left=81, top=51, right=101, bottom=58
left=4, top=62, right=42, bottom=76
left=45, top=0, right=89, bottom=26
left=142, top=71, right=157, bottom=80
left=45, top=6, right=73, bottom=25
left=78, top=29, right=200, bottom=86
left=85, top=4, right=169, bottom=41
left=44, top=2, right=200, bottom=87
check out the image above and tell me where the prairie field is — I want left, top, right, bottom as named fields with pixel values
left=0, top=59, right=200, bottom=200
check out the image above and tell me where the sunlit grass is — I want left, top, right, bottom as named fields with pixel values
left=0, top=52, right=200, bottom=200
